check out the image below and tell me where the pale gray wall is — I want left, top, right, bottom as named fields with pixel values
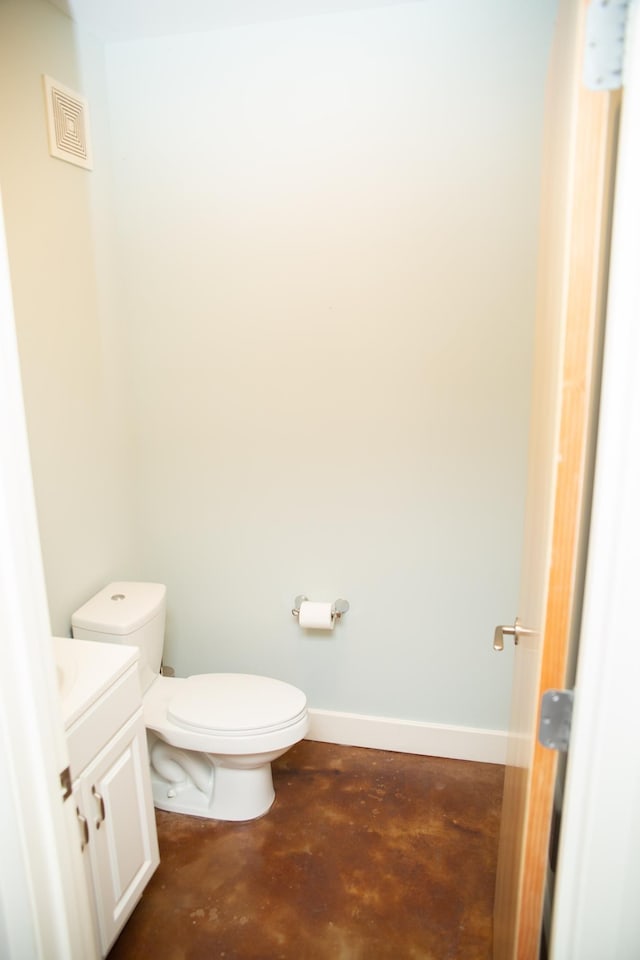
left=104, top=0, right=557, bottom=728
left=0, top=0, right=135, bottom=634
left=0, top=0, right=556, bottom=730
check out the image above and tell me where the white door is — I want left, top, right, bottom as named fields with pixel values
left=493, top=0, right=621, bottom=955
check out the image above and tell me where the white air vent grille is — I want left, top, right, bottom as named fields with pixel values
left=43, top=75, right=92, bottom=170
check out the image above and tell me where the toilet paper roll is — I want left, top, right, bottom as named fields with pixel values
left=298, top=600, right=335, bottom=630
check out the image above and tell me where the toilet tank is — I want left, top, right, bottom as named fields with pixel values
left=71, top=582, right=166, bottom=694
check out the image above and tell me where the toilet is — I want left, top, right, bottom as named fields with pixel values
left=71, top=582, right=309, bottom=821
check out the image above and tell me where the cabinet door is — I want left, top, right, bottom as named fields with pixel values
left=82, top=709, right=159, bottom=955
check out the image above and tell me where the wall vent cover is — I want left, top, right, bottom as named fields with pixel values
left=42, top=75, right=92, bottom=170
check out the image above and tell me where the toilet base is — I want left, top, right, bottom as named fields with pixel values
left=144, top=678, right=309, bottom=822
left=148, top=736, right=279, bottom=821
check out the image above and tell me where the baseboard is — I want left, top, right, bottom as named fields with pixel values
left=306, top=708, right=507, bottom=765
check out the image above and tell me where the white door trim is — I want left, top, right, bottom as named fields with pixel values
left=550, top=4, right=640, bottom=956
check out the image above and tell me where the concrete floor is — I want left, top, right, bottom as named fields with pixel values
left=108, top=740, right=504, bottom=959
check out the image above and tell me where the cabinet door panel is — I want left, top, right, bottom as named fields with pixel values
left=83, top=710, right=159, bottom=954
left=99, top=739, right=147, bottom=897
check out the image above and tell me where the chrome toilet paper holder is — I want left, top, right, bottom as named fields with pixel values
left=291, top=595, right=350, bottom=621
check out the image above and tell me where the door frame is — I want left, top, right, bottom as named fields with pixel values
left=550, top=3, right=640, bottom=955
left=494, top=0, right=622, bottom=954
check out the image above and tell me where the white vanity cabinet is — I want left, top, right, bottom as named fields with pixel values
left=55, top=637, right=159, bottom=957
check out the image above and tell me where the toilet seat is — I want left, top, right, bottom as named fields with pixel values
left=167, top=673, right=308, bottom=737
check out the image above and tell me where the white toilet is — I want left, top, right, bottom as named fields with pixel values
left=71, top=582, right=309, bottom=821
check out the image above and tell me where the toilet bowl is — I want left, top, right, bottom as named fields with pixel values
left=144, top=672, right=308, bottom=820
left=71, top=582, right=309, bottom=821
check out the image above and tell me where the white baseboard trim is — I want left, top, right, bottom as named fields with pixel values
left=306, top=708, right=507, bottom=765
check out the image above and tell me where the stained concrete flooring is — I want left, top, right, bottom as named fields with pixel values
left=108, top=740, right=504, bottom=960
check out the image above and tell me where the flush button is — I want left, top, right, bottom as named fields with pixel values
left=111, top=593, right=126, bottom=601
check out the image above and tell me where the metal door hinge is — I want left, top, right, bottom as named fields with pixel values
left=59, top=765, right=72, bottom=801
left=539, top=689, right=574, bottom=752
left=584, top=0, right=632, bottom=91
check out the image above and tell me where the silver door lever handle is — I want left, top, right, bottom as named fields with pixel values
left=493, top=618, right=536, bottom=651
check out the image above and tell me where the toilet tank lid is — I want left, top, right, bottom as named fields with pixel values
left=71, top=582, right=166, bottom=636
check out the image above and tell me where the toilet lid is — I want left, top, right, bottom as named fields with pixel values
left=167, top=673, right=307, bottom=736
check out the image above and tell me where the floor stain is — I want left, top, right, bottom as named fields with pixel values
left=108, top=740, right=504, bottom=959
